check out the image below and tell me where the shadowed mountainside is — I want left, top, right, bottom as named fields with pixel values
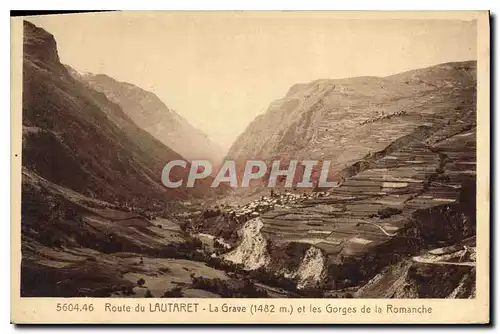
left=22, top=21, right=219, bottom=206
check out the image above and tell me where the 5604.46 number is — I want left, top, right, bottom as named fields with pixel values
left=56, top=303, right=94, bottom=312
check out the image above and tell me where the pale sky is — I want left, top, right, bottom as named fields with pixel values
left=26, top=12, right=477, bottom=152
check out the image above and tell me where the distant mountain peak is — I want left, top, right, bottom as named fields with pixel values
left=23, top=20, right=66, bottom=73
left=80, top=73, right=225, bottom=165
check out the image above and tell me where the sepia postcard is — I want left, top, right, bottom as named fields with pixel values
left=10, top=10, right=490, bottom=324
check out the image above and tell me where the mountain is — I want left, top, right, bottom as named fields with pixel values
left=19, top=20, right=477, bottom=299
left=226, top=61, right=476, bottom=183
left=22, top=20, right=218, bottom=208
left=194, top=60, right=477, bottom=297
left=75, top=73, right=224, bottom=167
left=21, top=21, right=228, bottom=297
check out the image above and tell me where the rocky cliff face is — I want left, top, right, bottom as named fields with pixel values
left=227, top=61, right=476, bottom=183
left=76, top=73, right=224, bottom=166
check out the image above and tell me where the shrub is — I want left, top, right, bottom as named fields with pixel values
left=144, top=289, right=154, bottom=298
left=377, top=207, right=402, bottom=219
left=162, top=287, right=183, bottom=297
left=179, top=221, right=189, bottom=232
left=137, top=278, right=146, bottom=286
left=190, top=276, right=268, bottom=298
left=203, top=209, right=221, bottom=219
left=121, top=285, right=135, bottom=296
left=297, top=287, right=324, bottom=298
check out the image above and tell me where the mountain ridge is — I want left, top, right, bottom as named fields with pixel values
left=22, top=20, right=219, bottom=208
left=226, top=60, right=476, bottom=185
left=76, top=71, right=225, bottom=166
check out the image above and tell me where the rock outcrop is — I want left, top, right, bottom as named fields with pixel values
left=355, top=238, right=476, bottom=298
left=223, top=218, right=269, bottom=270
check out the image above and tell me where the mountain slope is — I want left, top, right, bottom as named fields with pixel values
left=22, top=20, right=216, bottom=208
left=21, top=21, right=228, bottom=297
left=76, top=73, right=224, bottom=166
left=196, top=60, right=477, bottom=297
left=226, top=61, right=476, bottom=183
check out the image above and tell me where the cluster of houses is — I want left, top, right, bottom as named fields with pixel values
left=359, top=110, right=407, bottom=126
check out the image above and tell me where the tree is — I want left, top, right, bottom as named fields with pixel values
left=144, top=289, right=154, bottom=298
left=162, top=287, right=183, bottom=298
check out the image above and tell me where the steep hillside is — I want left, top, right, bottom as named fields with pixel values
left=227, top=61, right=476, bottom=183
left=22, top=21, right=216, bottom=207
left=215, top=118, right=476, bottom=297
left=20, top=21, right=228, bottom=297
left=77, top=73, right=224, bottom=166
left=19, top=20, right=477, bottom=299
left=193, top=61, right=477, bottom=298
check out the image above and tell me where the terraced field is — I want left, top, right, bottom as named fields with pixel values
left=257, top=123, right=476, bottom=291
